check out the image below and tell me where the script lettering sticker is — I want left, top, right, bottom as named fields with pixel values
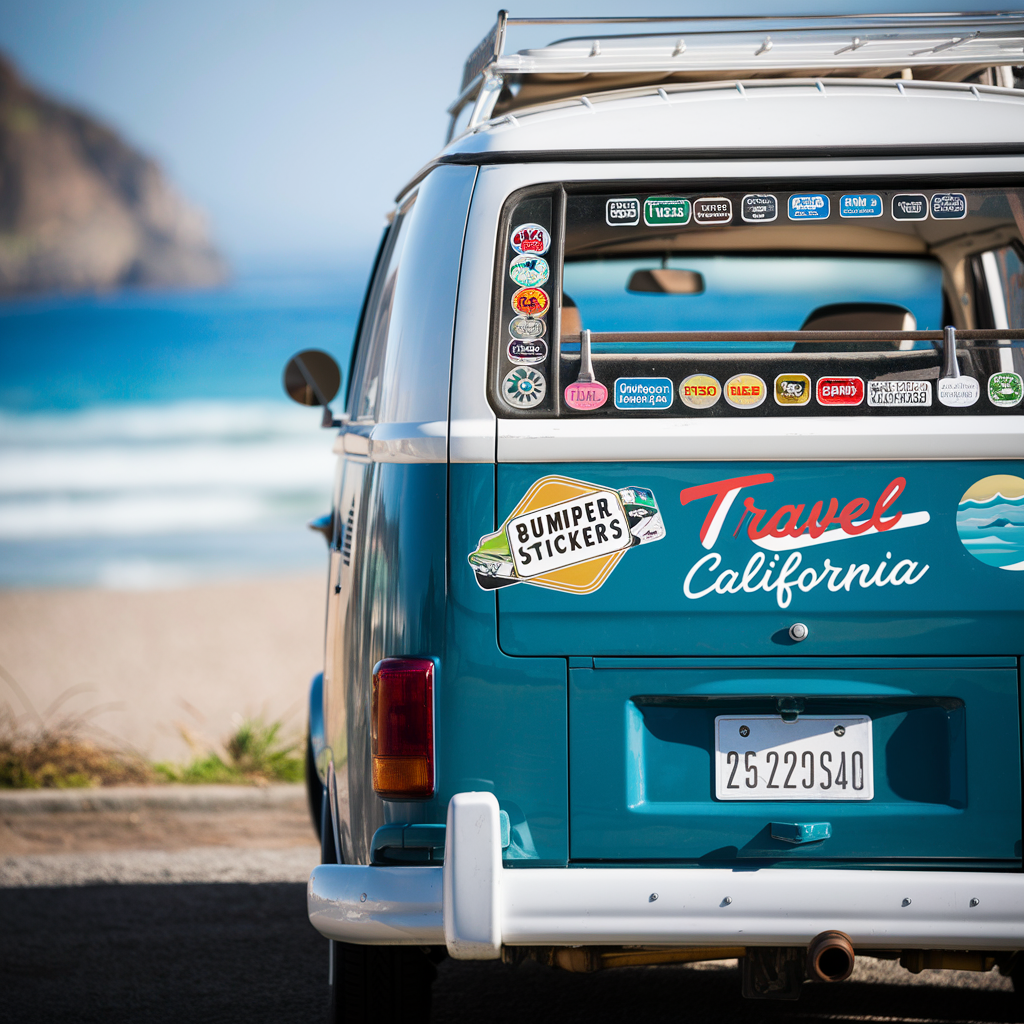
left=817, top=376, right=864, bottom=406
left=511, top=287, right=549, bottom=317
left=468, top=476, right=666, bottom=593
left=867, top=379, right=932, bottom=407
left=679, top=473, right=932, bottom=609
left=937, top=376, right=980, bottom=408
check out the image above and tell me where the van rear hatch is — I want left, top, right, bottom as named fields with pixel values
left=488, top=461, right=1023, bottom=864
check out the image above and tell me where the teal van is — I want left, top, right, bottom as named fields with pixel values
left=287, top=13, right=1024, bottom=1021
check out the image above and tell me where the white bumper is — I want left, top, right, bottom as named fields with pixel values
left=307, top=792, right=1024, bottom=959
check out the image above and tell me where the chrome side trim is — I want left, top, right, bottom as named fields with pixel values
left=498, top=416, right=1024, bottom=462
left=333, top=422, right=447, bottom=463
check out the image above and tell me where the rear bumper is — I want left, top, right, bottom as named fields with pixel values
left=307, top=793, right=1024, bottom=959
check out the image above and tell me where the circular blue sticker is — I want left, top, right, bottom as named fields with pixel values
left=957, top=474, right=1024, bottom=570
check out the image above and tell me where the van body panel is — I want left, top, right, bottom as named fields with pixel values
left=492, top=460, right=1024, bottom=658
left=568, top=660, right=1021, bottom=863
left=445, top=463, right=569, bottom=866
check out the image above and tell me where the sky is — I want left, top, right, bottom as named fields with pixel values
left=0, top=0, right=1009, bottom=271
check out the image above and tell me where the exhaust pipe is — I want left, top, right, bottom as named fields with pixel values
left=806, top=930, right=855, bottom=982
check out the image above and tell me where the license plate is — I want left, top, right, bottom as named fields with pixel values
left=714, top=715, right=873, bottom=801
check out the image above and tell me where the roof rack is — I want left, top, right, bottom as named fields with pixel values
left=449, top=11, right=1024, bottom=138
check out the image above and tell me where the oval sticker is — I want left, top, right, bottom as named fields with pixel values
left=564, top=380, right=609, bottom=410
left=502, top=367, right=547, bottom=407
left=507, top=337, right=548, bottom=365
left=723, top=373, right=767, bottom=409
left=510, top=223, right=550, bottom=255
left=679, top=373, right=721, bottom=409
left=511, top=287, right=549, bottom=317
left=509, top=255, right=549, bottom=288
left=509, top=316, right=547, bottom=340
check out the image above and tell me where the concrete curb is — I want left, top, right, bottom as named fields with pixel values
left=0, top=783, right=306, bottom=815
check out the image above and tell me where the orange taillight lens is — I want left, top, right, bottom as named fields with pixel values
left=371, top=658, right=434, bottom=799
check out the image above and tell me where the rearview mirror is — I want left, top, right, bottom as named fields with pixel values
left=283, top=349, right=342, bottom=427
left=627, top=269, right=705, bottom=295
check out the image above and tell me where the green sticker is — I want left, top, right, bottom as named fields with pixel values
left=644, top=197, right=691, bottom=227
left=988, top=372, right=1023, bottom=408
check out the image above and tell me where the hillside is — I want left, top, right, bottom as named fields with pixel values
left=0, top=54, right=225, bottom=296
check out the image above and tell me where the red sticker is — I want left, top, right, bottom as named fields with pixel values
left=816, top=376, right=864, bottom=406
left=511, top=287, right=549, bottom=317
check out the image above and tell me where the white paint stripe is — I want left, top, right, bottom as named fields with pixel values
left=752, top=510, right=931, bottom=551
left=702, top=487, right=741, bottom=549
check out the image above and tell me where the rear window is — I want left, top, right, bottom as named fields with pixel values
left=489, top=185, right=1024, bottom=417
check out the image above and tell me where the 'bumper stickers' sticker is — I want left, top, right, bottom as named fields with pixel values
left=468, top=475, right=665, bottom=593
left=840, top=194, right=882, bottom=218
left=892, top=194, right=928, bottom=221
left=693, top=197, right=732, bottom=225
left=741, top=195, right=777, bottom=222
left=724, top=374, right=767, bottom=409
left=614, top=377, right=674, bottom=409
left=507, top=338, right=548, bottom=365
left=817, top=376, right=864, bottom=406
left=511, top=287, right=549, bottom=317
left=937, top=375, right=980, bottom=407
left=867, top=379, right=932, bottom=407
left=510, top=223, right=550, bottom=255
left=502, top=367, right=546, bottom=407
left=644, top=196, right=691, bottom=226
left=509, top=316, right=546, bottom=340
left=607, top=198, right=640, bottom=225
left=788, top=194, right=830, bottom=220
left=509, top=255, right=549, bottom=288
left=989, top=371, right=1024, bottom=408
left=774, top=373, right=811, bottom=406
left=931, top=192, right=967, bottom=220
left=680, top=373, right=721, bottom=409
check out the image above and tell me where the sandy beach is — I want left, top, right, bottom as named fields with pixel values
left=0, top=573, right=326, bottom=763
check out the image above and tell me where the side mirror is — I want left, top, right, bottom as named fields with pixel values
left=283, top=349, right=342, bottom=427
left=627, top=269, right=705, bottom=295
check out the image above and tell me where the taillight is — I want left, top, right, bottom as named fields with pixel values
left=371, top=658, right=434, bottom=799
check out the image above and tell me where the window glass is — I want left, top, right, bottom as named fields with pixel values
left=490, top=185, right=1024, bottom=418
left=348, top=201, right=415, bottom=422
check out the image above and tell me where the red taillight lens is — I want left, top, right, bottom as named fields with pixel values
left=371, top=658, right=434, bottom=799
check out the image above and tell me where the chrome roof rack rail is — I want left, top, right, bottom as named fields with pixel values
left=448, top=10, right=1024, bottom=138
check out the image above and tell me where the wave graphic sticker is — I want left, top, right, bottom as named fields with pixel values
left=956, top=474, right=1024, bottom=571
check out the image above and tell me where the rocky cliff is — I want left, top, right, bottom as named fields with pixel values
left=0, top=54, right=226, bottom=297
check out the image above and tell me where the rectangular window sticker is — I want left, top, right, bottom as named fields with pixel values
left=467, top=475, right=665, bottom=594
left=867, top=379, right=932, bottom=407
left=892, top=194, right=928, bottom=221
left=840, top=194, right=882, bottom=218
left=788, top=194, right=830, bottom=220
left=606, top=198, right=640, bottom=226
left=692, top=197, right=732, bottom=225
left=931, top=192, right=967, bottom=220
left=741, top=195, right=777, bottom=222
left=614, top=377, right=674, bottom=409
left=644, top=197, right=691, bottom=226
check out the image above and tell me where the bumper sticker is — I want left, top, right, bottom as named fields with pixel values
left=680, top=373, right=722, bottom=409
left=724, top=374, right=767, bottom=409
left=614, top=377, right=674, bottom=410
left=693, top=197, right=732, bottom=225
left=501, top=367, right=546, bottom=407
left=931, top=192, right=967, bottom=220
left=867, top=379, right=932, bottom=407
left=788, top=194, right=830, bottom=220
left=741, top=194, right=777, bottom=222
left=817, top=376, right=864, bottom=406
left=507, top=337, right=548, bottom=365
left=511, top=287, right=549, bottom=317
left=606, top=198, right=640, bottom=226
left=643, top=196, right=691, bottom=226
left=989, top=371, right=1024, bottom=408
left=937, top=376, right=980, bottom=407
left=469, top=476, right=665, bottom=593
left=957, top=474, right=1024, bottom=570
left=509, top=255, right=549, bottom=288
left=564, top=380, right=608, bottom=411
left=840, top=194, right=882, bottom=218
left=509, top=315, right=546, bottom=340
left=774, top=373, right=811, bottom=406
left=510, top=223, right=550, bottom=255
left=892, top=194, right=928, bottom=221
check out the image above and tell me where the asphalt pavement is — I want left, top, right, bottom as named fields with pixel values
left=1, top=880, right=1020, bottom=1024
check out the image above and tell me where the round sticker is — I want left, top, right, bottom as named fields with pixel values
left=509, top=316, right=547, bottom=340
left=511, top=287, right=549, bottom=317
left=509, top=255, right=549, bottom=288
left=679, top=374, right=721, bottom=410
left=502, top=367, right=547, bottom=408
left=564, top=380, right=608, bottom=410
left=507, top=337, right=548, bottom=365
left=509, top=223, right=550, bottom=256
left=988, top=371, right=1023, bottom=408
left=937, top=376, right=980, bottom=408
left=723, top=373, right=767, bottom=409
left=956, top=474, right=1024, bottom=570
left=774, top=373, right=811, bottom=407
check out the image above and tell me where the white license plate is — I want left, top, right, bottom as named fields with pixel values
left=714, top=715, right=873, bottom=801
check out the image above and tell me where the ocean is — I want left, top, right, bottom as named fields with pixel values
left=0, top=271, right=364, bottom=588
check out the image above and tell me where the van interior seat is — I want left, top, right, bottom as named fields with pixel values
left=793, top=302, right=918, bottom=352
